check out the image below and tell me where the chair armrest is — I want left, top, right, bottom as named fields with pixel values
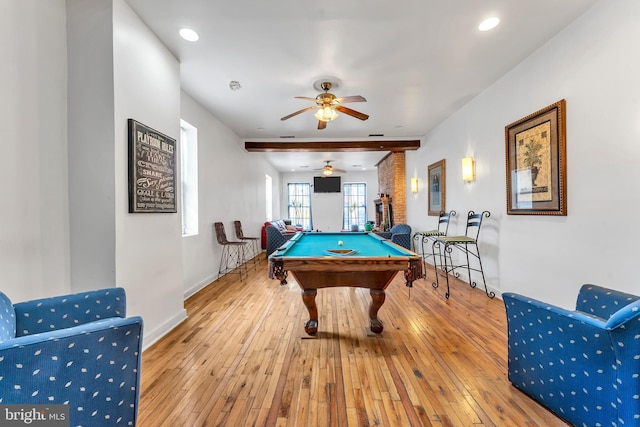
left=375, top=232, right=392, bottom=239
left=0, top=316, right=142, bottom=349
left=13, top=288, right=126, bottom=337
left=576, top=284, right=640, bottom=320
left=504, top=292, right=609, bottom=328
left=605, top=299, right=640, bottom=329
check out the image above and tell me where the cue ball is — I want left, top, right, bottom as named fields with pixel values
left=338, top=240, right=343, bottom=246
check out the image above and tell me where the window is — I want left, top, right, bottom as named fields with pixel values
left=180, top=119, right=198, bottom=236
left=265, top=174, right=273, bottom=221
left=287, top=183, right=312, bottom=230
left=343, top=183, right=367, bottom=231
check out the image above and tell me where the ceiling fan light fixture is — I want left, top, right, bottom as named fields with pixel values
left=314, top=106, right=338, bottom=122
left=322, top=168, right=333, bottom=176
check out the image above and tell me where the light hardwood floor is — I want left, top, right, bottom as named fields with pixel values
left=137, top=256, right=569, bottom=426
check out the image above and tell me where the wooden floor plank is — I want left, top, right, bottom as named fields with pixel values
left=137, top=256, right=569, bottom=426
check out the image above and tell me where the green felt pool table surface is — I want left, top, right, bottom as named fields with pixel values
left=276, top=231, right=414, bottom=258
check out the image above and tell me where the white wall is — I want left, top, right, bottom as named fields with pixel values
left=0, top=0, right=70, bottom=301
left=180, top=91, right=280, bottom=298
left=280, top=170, right=378, bottom=231
left=112, top=0, right=186, bottom=347
left=407, top=0, right=640, bottom=308
left=67, top=0, right=116, bottom=292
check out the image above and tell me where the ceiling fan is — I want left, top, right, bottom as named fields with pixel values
left=280, top=81, right=369, bottom=130
left=314, top=160, right=346, bottom=176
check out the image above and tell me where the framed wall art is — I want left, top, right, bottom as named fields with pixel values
left=505, top=99, right=567, bottom=216
left=128, top=119, right=177, bottom=213
left=428, top=159, right=446, bottom=216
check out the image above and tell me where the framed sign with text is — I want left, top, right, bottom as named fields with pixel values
left=128, top=119, right=177, bottom=213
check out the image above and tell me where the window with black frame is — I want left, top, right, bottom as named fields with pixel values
left=343, top=183, right=367, bottom=231
left=287, top=183, right=312, bottom=230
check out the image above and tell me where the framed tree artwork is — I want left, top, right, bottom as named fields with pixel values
left=505, top=99, right=567, bottom=215
left=428, top=159, right=446, bottom=216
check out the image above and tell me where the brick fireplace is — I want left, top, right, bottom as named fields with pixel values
left=375, top=152, right=406, bottom=228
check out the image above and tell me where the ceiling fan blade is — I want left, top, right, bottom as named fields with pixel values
left=334, top=105, right=369, bottom=121
left=281, top=106, right=318, bottom=121
left=335, top=95, right=367, bottom=103
left=294, top=96, right=318, bottom=102
left=317, top=120, right=327, bottom=130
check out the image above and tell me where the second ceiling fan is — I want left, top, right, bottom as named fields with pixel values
left=281, top=81, right=369, bottom=130
left=315, top=160, right=346, bottom=176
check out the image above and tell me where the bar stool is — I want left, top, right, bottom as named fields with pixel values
left=431, top=210, right=494, bottom=299
left=412, top=210, right=456, bottom=278
left=234, top=220, right=260, bottom=268
left=214, top=222, right=248, bottom=281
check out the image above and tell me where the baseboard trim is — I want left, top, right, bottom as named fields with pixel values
left=184, top=273, right=218, bottom=300
left=141, top=308, right=188, bottom=351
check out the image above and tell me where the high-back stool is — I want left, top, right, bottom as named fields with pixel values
left=234, top=220, right=260, bottom=268
left=214, top=222, right=248, bottom=280
left=431, top=210, right=494, bottom=299
left=413, top=210, right=456, bottom=279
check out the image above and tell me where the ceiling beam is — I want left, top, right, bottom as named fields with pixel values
left=244, top=140, right=420, bottom=152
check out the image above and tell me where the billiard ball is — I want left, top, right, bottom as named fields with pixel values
left=338, top=240, right=343, bottom=246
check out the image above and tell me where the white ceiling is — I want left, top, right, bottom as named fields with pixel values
left=124, top=0, right=598, bottom=173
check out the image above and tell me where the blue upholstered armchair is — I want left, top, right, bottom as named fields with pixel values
left=265, top=225, right=296, bottom=257
left=375, top=223, right=412, bottom=249
left=0, top=287, right=143, bottom=426
left=503, top=284, right=640, bottom=427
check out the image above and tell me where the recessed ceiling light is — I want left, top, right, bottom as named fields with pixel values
left=478, top=17, right=499, bottom=32
left=179, top=28, right=199, bottom=41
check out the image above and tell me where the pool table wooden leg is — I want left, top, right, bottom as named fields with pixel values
left=369, top=289, right=386, bottom=333
left=302, top=289, right=318, bottom=335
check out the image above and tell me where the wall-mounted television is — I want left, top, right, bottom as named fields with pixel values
left=313, top=176, right=341, bottom=193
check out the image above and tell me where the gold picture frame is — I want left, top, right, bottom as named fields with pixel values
left=505, top=99, right=567, bottom=215
left=428, top=159, right=446, bottom=216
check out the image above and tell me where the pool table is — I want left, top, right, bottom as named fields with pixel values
left=268, top=231, right=422, bottom=335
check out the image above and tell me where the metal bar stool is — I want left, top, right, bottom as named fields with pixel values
left=214, top=222, right=248, bottom=281
left=234, top=220, right=260, bottom=269
left=412, top=210, right=456, bottom=279
left=431, top=210, right=494, bottom=299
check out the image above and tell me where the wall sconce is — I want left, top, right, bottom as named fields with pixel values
left=410, top=177, right=419, bottom=194
left=462, top=157, right=475, bottom=182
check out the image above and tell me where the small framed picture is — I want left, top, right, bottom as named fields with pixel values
left=428, top=159, right=446, bottom=216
